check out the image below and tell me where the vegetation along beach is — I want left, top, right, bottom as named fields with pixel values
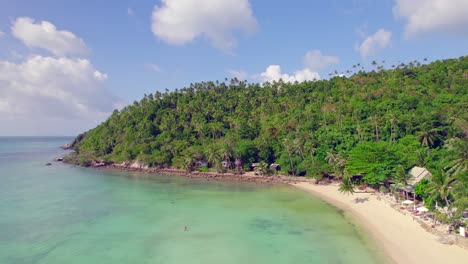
left=1, top=1, right=468, bottom=263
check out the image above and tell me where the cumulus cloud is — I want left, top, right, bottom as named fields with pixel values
left=358, top=29, right=392, bottom=58
left=0, top=55, right=120, bottom=135
left=151, top=0, right=257, bottom=51
left=304, top=50, right=340, bottom=71
left=394, top=0, right=468, bottom=37
left=11, top=17, right=89, bottom=56
left=259, top=65, right=320, bottom=83
left=257, top=50, right=339, bottom=83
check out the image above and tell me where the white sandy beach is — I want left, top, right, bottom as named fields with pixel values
left=293, top=182, right=468, bottom=264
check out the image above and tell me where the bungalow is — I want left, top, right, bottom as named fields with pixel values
left=195, top=160, right=208, bottom=168
left=394, top=166, right=432, bottom=199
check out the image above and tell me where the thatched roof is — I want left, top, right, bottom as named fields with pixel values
left=408, top=167, right=431, bottom=186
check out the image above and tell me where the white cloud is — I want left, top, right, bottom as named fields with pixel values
left=151, top=0, right=257, bottom=51
left=127, top=7, right=134, bottom=16
left=0, top=55, right=120, bottom=135
left=304, top=50, right=340, bottom=71
left=260, top=65, right=320, bottom=83
left=145, top=63, right=161, bottom=72
left=394, top=0, right=468, bottom=37
left=227, top=69, right=248, bottom=80
left=11, top=17, right=89, bottom=56
left=0, top=30, right=4, bottom=38
left=257, top=50, right=339, bottom=83
left=358, top=29, right=392, bottom=58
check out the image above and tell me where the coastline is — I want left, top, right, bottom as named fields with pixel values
left=69, top=161, right=308, bottom=185
left=292, top=182, right=468, bottom=264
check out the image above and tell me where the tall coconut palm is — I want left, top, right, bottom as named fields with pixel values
left=419, top=129, right=438, bottom=148
left=369, top=115, right=380, bottom=141
left=182, top=155, right=194, bottom=172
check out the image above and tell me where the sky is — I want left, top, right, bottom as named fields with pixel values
left=0, top=0, right=467, bottom=136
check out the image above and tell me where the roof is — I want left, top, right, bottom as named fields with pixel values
left=269, top=163, right=280, bottom=169
left=408, top=167, right=431, bottom=186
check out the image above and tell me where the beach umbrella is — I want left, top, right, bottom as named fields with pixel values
left=401, top=200, right=414, bottom=205
left=417, top=206, right=429, bottom=212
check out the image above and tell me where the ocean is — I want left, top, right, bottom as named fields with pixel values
left=0, top=137, right=384, bottom=263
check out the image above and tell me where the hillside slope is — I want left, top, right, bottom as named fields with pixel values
left=68, top=57, right=467, bottom=184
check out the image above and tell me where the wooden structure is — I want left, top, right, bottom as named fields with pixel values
left=195, top=160, right=208, bottom=168
left=269, top=163, right=281, bottom=171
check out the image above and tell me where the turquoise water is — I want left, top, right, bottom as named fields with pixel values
left=0, top=137, right=385, bottom=263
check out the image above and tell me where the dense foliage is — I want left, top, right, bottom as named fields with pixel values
left=69, top=56, right=468, bottom=215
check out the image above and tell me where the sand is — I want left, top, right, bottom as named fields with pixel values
left=292, top=182, right=468, bottom=264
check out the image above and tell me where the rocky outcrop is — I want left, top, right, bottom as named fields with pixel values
left=60, top=132, right=87, bottom=149
left=129, top=161, right=149, bottom=169
left=90, top=160, right=108, bottom=167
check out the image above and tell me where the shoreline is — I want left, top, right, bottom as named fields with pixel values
left=292, top=182, right=468, bottom=264
left=65, top=160, right=309, bottom=185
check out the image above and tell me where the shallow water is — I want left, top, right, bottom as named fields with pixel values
left=0, top=137, right=385, bottom=263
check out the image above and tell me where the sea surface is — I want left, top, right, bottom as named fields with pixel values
left=0, top=137, right=386, bottom=264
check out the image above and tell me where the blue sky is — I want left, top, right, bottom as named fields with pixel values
left=0, top=0, right=467, bottom=136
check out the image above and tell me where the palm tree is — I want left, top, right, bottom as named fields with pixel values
left=369, top=115, right=380, bottom=141
left=206, top=145, right=221, bottom=171
left=255, top=161, right=269, bottom=176
left=394, top=165, right=412, bottom=200
left=445, top=138, right=468, bottom=176
left=283, top=138, right=295, bottom=175
left=182, top=155, right=194, bottom=171
left=427, top=169, right=459, bottom=215
left=415, top=149, right=429, bottom=167
left=325, top=151, right=338, bottom=165
left=209, top=122, right=224, bottom=141
left=339, top=177, right=355, bottom=195
left=326, top=151, right=346, bottom=178
left=219, top=142, right=233, bottom=167
left=388, top=113, right=396, bottom=144
left=419, top=129, right=438, bottom=148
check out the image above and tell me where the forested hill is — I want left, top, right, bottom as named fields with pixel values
left=69, top=56, right=468, bottom=184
